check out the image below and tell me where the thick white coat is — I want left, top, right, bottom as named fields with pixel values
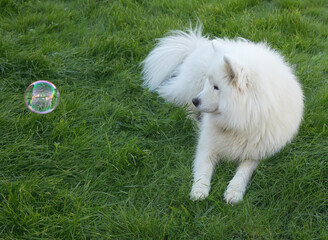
left=142, top=27, right=303, bottom=204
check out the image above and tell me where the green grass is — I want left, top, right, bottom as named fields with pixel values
left=1, top=0, right=327, bottom=239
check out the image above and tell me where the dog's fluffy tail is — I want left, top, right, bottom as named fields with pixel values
left=142, top=26, right=207, bottom=99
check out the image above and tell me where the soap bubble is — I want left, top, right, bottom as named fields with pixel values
left=24, top=80, right=60, bottom=114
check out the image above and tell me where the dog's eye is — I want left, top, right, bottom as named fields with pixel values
left=214, top=85, right=219, bottom=90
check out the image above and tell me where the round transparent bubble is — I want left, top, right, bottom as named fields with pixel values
left=24, top=80, right=60, bottom=114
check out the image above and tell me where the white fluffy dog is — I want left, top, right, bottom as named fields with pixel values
left=142, top=26, right=303, bottom=204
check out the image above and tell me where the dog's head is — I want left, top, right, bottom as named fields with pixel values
left=192, top=55, right=250, bottom=115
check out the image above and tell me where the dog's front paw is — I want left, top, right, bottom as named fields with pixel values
left=190, top=184, right=210, bottom=201
left=224, top=187, right=244, bottom=205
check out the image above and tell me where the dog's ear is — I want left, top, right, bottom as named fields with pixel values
left=223, top=55, right=248, bottom=90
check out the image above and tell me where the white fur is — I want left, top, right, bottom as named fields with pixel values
left=142, top=26, right=303, bottom=204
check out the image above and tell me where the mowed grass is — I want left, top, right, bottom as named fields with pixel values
left=0, top=0, right=327, bottom=239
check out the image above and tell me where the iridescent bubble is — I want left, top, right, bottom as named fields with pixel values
left=24, top=80, right=60, bottom=114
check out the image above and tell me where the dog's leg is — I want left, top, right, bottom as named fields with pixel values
left=224, top=160, right=259, bottom=204
left=190, top=126, right=217, bottom=201
left=190, top=151, right=215, bottom=201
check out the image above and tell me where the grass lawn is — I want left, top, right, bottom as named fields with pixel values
left=1, top=0, right=327, bottom=239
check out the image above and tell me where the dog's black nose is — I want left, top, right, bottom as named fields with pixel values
left=192, top=98, right=200, bottom=107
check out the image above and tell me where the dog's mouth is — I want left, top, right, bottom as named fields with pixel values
left=197, top=107, right=220, bottom=114
left=207, top=109, right=221, bottom=114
